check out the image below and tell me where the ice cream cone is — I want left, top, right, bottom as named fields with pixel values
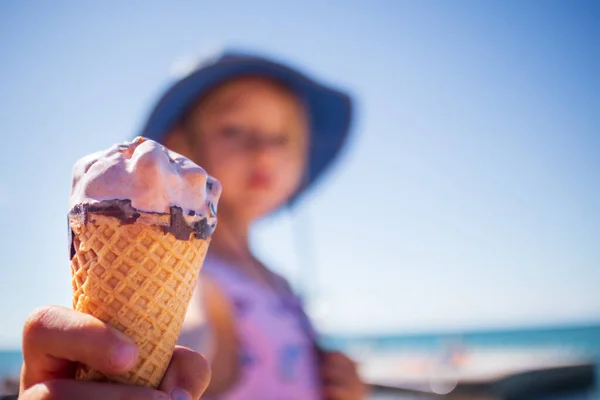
left=68, top=137, right=220, bottom=388
left=70, top=212, right=210, bottom=388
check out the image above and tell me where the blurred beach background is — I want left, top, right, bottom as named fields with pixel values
left=1, top=1, right=598, bottom=398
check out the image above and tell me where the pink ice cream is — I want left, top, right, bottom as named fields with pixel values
left=69, top=137, right=221, bottom=237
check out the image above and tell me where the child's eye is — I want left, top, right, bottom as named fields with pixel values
left=220, top=126, right=247, bottom=139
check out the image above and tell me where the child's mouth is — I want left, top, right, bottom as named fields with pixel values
left=248, top=172, right=273, bottom=189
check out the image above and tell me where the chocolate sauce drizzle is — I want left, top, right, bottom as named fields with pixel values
left=68, top=199, right=216, bottom=259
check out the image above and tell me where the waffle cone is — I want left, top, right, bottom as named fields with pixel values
left=70, top=212, right=209, bottom=388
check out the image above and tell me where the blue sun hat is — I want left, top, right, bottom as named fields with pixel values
left=139, top=49, right=354, bottom=203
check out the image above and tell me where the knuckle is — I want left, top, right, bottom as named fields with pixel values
left=183, top=347, right=211, bottom=377
left=22, top=306, right=57, bottom=344
left=171, top=346, right=212, bottom=392
left=191, top=351, right=211, bottom=372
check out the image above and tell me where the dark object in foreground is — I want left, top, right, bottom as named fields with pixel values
left=0, top=377, right=18, bottom=400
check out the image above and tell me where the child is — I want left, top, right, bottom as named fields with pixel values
left=142, top=50, right=366, bottom=399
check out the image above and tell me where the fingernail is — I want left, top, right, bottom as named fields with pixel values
left=110, top=342, right=137, bottom=369
left=169, top=387, right=192, bottom=400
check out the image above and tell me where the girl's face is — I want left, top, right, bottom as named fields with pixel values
left=173, top=77, right=309, bottom=223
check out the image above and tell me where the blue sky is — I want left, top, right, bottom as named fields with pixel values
left=0, top=0, right=599, bottom=348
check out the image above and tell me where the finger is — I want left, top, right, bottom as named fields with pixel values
left=322, top=353, right=357, bottom=381
left=19, top=379, right=169, bottom=400
left=323, top=383, right=352, bottom=400
left=322, top=362, right=350, bottom=385
left=21, top=306, right=138, bottom=390
left=159, top=346, right=211, bottom=400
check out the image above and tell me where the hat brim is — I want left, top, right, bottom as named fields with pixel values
left=140, top=53, right=353, bottom=203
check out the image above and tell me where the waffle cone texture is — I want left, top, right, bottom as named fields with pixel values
left=70, top=212, right=209, bottom=388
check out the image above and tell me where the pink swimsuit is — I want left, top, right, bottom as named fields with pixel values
left=180, top=254, right=321, bottom=399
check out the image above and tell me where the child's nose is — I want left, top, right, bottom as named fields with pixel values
left=246, top=136, right=282, bottom=166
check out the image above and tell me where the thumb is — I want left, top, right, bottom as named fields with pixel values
left=159, top=346, right=211, bottom=400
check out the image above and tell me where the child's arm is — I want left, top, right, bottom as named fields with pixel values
left=179, top=276, right=240, bottom=396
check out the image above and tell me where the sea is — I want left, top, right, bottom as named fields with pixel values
left=324, top=323, right=600, bottom=400
left=1, top=324, right=599, bottom=399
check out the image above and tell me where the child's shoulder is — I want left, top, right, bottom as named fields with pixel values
left=201, top=252, right=298, bottom=297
